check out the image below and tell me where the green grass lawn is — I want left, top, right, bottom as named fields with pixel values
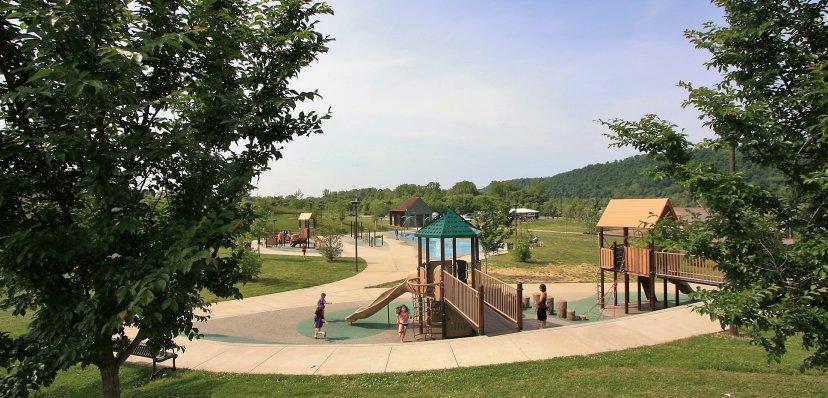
left=484, top=225, right=599, bottom=283
left=202, top=254, right=365, bottom=303
left=0, top=253, right=364, bottom=338
left=481, top=219, right=659, bottom=283
left=31, top=333, right=828, bottom=397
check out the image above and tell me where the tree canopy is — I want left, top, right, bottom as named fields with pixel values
left=603, top=0, right=828, bottom=368
left=0, top=1, right=331, bottom=397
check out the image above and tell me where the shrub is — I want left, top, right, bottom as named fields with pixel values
left=512, top=239, right=532, bottom=262
left=239, top=249, right=263, bottom=283
left=317, top=234, right=344, bottom=262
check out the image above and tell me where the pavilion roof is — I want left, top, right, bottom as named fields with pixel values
left=415, top=207, right=479, bottom=238
left=596, top=198, right=676, bottom=229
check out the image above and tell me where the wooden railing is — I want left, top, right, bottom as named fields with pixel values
left=625, top=246, right=651, bottom=275
left=599, top=247, right=615, bottom=270
left=442, top=271, right=483, bottom=335
left=473, top=269, right=522, bottom=330
left=654, top=251, right=723, bottom=285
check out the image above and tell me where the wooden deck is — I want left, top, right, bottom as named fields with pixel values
left=599, top=246, right=723, bottom=286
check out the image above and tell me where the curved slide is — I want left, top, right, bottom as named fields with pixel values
left=345, top=279, right=416, bottom=323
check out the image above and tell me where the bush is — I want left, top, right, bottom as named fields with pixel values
left=239, top=249, right=263, bottom=283
left=512, top=239, right=532, bottom=262
left=317, top=234, right=344, bottom=262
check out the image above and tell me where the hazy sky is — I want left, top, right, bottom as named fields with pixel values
left=252, top=1, right=726, bottom=198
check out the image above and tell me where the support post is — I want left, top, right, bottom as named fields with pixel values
left=599, top=268, right=605, bottom=309
left=516, top=282, right=523, bottom=331
left=637, top=276, right=642, bottom=311
left=478, top=285, right=485, bottom=336
left=614, top=272, right=618, bottom=306
left=675, top=281, right=679, bottom=307
left=624, top=273, right=629, bottom=314
left=649, top=242, right=656, bottom=311
left=663, top=278, right=668, bottom=309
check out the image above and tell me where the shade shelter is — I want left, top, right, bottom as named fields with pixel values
left=390, top=197, right=432, bottom=228
left=414, top=207, right=482, bottom=338
left=415, top=208, right=480, bottom=281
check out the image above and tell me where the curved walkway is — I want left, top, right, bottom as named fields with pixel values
left=127, top=235, right=723, bottom=375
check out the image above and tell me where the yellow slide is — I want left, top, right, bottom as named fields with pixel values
left=346, top=276, right=417, bottom=323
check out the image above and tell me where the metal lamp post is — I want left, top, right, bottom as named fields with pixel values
left=352, top=199, right=360, bottom=272
left=271, top=219, right=277, bottom=248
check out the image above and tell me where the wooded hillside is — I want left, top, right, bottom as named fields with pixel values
left=497, top=149, right=784, bottom=204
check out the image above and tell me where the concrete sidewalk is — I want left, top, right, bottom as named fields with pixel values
left=127, top=235, right=723, bottom=375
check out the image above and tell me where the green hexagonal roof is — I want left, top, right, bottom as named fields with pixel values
left=415, top=208, right=479, bottom=238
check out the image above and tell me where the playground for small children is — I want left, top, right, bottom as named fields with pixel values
left=129, top=204, right=726, bottom=376
left=261, top=212, right=320, bottom=250
left=203, top=203, right=713, bottom=346
left=596, top=198, right=724, bottom=314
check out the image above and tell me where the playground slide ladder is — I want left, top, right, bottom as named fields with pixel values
left=411, top=293, right=441, bottom=341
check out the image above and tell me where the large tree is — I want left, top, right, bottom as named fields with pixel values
left=0, top=1, right=331, bottom=397
left=602, top=0, right=827, bottom=368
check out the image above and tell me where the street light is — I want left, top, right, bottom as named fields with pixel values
left=352, top=199, right=361, bottom=273
left=272, top=219, right=278, bottom=248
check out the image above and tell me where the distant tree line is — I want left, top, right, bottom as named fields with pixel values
left=252, top=149, right=784, bottom=225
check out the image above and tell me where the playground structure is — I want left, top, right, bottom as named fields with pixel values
left=596, top=199, right=724, bottom=314
left=260, top=213, right=318, bottom=249
left=346, top=208, right=524, bottom=339
left=297, top=212, right=318, bottom=248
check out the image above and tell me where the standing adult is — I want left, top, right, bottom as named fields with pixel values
left=536, top=284, right=548, bottom=329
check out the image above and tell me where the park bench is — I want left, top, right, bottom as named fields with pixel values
left=133, top=342, right=177, bottom=380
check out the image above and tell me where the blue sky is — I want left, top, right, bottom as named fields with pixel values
left=253, top=1, right=726, bottom=197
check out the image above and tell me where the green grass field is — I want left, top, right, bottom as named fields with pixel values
left=482, top=219, right=599, bottom=283
left=31, top=333, right=828, bottom=397
left=202, top=254, right=364, bottom=303
left=0, top=253, right=364, bottom=339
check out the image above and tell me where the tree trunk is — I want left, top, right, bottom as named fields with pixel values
left=99, top=353, right=122, bottom=398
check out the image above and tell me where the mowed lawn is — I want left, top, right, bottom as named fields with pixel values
left=484, top=219, right=600, bottom=283
left=0, top=253, right=364, bottom=338
left=32, top=333, right=828, bottom=397
left=202, top=253, right=363, bottom=303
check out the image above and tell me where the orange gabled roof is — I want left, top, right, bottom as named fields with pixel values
left=596, top=198, right=676, bottom=229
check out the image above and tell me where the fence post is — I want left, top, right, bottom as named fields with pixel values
left=516, top=282, right=523, bottom=331
left=478, top=285, right=485, bottom=336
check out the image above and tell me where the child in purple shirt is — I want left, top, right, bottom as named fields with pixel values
left=313, top=306, right=327, bottom=339
left=317, top=293, right=330, bottom=312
